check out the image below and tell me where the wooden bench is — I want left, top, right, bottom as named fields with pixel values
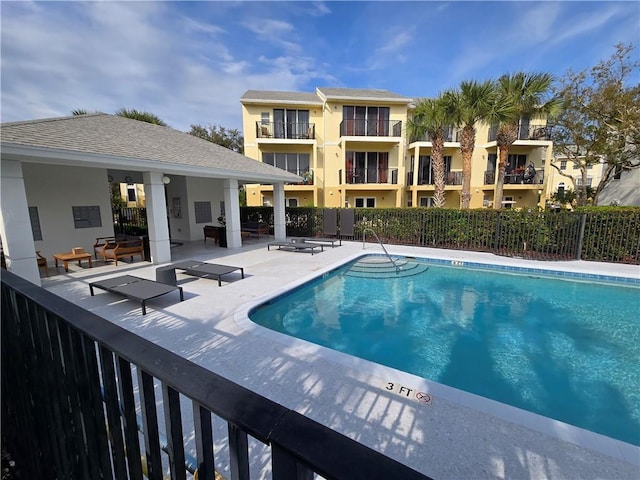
left=102, top=239, right=145, bottom=266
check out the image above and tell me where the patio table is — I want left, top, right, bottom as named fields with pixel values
left=53, top=251, right=93, bottom=272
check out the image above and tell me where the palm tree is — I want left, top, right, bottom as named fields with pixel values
left=444, top=80, right=500, bottom=208
left=493, top=72, right=560, bottom=209
left=115, top=108, right=168, bottom=126
left=407, top=95, right=451, bottom=207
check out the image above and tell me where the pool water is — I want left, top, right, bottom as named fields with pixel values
left=249, top=256, right=640, bottom=446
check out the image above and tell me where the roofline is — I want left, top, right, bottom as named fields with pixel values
left=240, top=98, right=323, bottom=106
left=315, top=88, right=412, bottom=104
left=0, top=143, right=301, bottom=183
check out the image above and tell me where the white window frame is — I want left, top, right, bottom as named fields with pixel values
left=419, top=196, right=434, bottom=207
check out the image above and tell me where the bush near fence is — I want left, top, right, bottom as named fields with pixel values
left=241, top=206, right=640, bottom=265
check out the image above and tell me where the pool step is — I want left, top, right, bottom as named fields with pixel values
left=345, top=258, right=429, bottom=279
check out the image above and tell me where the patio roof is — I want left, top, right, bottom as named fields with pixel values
left=0, top=113, right=301, bottom=184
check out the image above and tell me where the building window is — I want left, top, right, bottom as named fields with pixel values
left=354, top=197, right=376, bottom=208
left=273, top=109, right=309, bottom=139
left=286, top=198, right=298, bottom=207
left=345, top=151, right=390, bottom=183
left=419, top=197, right=434, bottom=207
left=263, top=153, right=310, bottom=176
left=506, top=154, right=527, bottom=173
left=342, top=106, right=390, bottom=135
left=127, top=185, right=137, bottom=202
left=560, top=160, right=567, bottom=170
left=503, top=196, right=514, bottom=209
left=614, top=165, right=623, bottom=180
left=261, top=112, right=270, bottom=125
left=576, top=177, right=593, bottom=187
left=417, top=155, right=452, bottom=184
left=573, top=163, right=580, bottom=170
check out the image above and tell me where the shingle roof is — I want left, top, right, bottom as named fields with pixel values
left=240, top=90, right=323, bottom=105
left=0, top=113, right=300, bottom=182
left=316, top=87, right=412, bottom=103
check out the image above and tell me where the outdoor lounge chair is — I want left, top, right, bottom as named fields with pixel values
left=297, top=208, right=354, bottom=247
left=267, top=241, right=323, bottom=255
left=89, top=275, right=184, bottom=315
left=155, top=260, right=244, bottom=287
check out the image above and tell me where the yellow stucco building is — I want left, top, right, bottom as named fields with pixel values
left=241, top=87, right=554, bottom=210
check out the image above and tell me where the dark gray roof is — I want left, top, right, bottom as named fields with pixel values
left=0, top=113, right=300, bottom=182
left=316, top=87, right=412, bottom=103
left=240, top=90, right=323, bottom=105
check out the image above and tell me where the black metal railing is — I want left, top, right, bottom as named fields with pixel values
left=340, top=119, right=402, bottom=137
left=113, top=207, right=147, bottom=236
left=409, top=127, right=461, bottom=143
left=241, top=207, right=640, bottom=264
left=256, top=122, right=316, bottom=140
left=405, top=171, right=463, bottom=186
left=1, top=271, right=432, bottom=480
left=483, top=169, right=546, bottom=185
left=340, top=168, right=399, bottom=184
left=488, top=124, right=553, bottom=142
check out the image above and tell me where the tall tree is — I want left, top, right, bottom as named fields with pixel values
left=493, top=72, right=560, bottom=209
left=444, top=80, right=507, bottom=208
left=188, top=124, right=244, bottom=153
left=551, top=43, right=640, bottom=206
left=115, top=108, right=168, bottom=126
left=406, top=95, right=451, bottom=207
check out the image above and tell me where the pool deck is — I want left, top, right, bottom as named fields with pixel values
left=42, top=239, right=640, bottom=479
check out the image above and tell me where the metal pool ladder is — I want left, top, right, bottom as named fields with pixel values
left=362, top=228, right=399, bottom=273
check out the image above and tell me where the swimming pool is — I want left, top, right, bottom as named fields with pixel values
left=249, top=255, right=640, bottom=446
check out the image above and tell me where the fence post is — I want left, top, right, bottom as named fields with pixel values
left=493, top=212, right=502, bottom=253
left=576, top=213, right=587, bottom=260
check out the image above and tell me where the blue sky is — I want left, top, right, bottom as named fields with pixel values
left=1, top=1, right=638, bottom=132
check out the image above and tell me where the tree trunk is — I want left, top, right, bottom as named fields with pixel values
left=460, top=125, right=475, bottom=208
left=432, top=134, right=446, bottom=207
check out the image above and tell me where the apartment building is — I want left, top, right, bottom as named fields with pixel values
left=241, top=87, right=554, bottom=210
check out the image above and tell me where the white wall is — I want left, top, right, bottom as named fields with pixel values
left=185, top=177, right=226, bottom=242
left=22, top=163, right=114, bottom=261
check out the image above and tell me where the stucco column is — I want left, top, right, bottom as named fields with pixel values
left=0, top=160, right=41, bottom=285
left=272, top=183, right=286, bottom=240
left=143, top=171, right=171, bottom=264
left=224, top=179, right=242, bottom=249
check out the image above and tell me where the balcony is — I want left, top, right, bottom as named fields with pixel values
left=406, top=171, right=463, bottom=186
left=256, top=121, right=315, bottom=140
left=487, top=124, right=553, bottom=142
left=285, top=169, right=314, bottom=185
left=340, top=119, right=402, bottom=137
left=340, top=168, right=398, bottom=184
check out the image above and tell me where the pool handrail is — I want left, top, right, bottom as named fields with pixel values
left=362, top=228, right=400, bottom=273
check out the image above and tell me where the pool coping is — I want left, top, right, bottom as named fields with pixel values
left=234, top=250, right=640, bottom=467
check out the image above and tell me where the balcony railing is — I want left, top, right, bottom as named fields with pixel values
left=340, top=168, right=398, bottom=184
left=406, top=171, right=463, bottom=186
left=484, top=168, right=545, bottom=185
left=285, top=169, right=314, bottom=185
left=487, top=124, right=553, bottom=142
left=410, top=127, right=461, bottom=143
left=1, top=271, right=431, bottom=480
left=256, top=122, right=315, bottom=140
left=340, top=119, right=402, bottom=137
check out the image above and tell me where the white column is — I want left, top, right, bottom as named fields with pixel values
left=273, top=183, right=286, bottom=240
left=143, top=171, right=171, bottom=264
left=224, top=179, right=242, bottom=249
left=0, top=160, right=41, bottom=285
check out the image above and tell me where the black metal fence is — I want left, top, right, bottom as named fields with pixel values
left=242, top=207, right=640, bottom=264
left=113, top=207, right=148, bottom=236
left=1, top=271, right=432, bottom=480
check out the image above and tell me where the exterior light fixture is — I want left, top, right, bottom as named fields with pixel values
left=162, top=175, right=171, bottom=185
left=125, top=176, right=134, bottom=185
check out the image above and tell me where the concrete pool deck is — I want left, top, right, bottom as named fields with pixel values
left=42, top=239, right=640, bottom=479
